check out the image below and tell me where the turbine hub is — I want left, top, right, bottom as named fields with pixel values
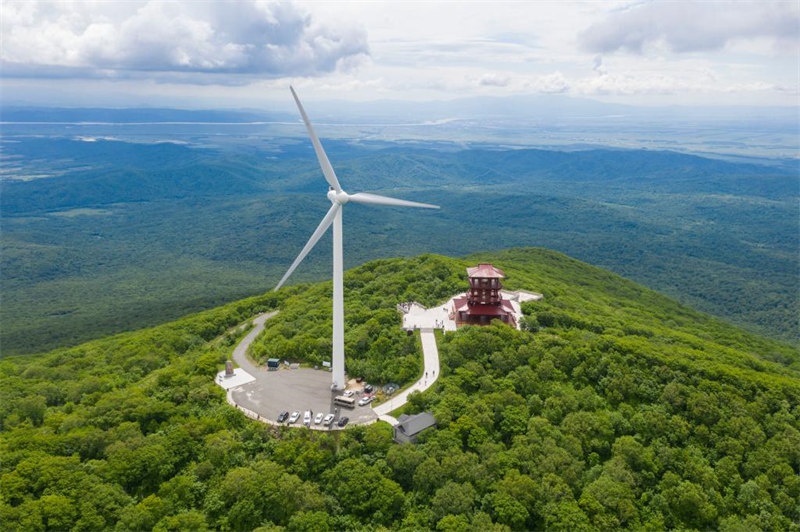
left=328, top=189, right=349, bottom=204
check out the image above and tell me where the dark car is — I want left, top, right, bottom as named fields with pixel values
left=277, top=411, right=289, bottom=423
left=364, top=384, right=374, bottom=394
left=337, top=416, right=350, bottom=427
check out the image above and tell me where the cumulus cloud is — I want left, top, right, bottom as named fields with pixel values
left=579, top=0, right=799, bottom=54
left=1, top=0, right=369, bottom=80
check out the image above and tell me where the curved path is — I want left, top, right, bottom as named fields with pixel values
left=223, top=311, right=442, bottom=428
left=231, top=311, right=278, bottom=374
left=373, top=328, right=440, bottom=426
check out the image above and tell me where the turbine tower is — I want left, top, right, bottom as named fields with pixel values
left=275, top=87, right=439, bottom=390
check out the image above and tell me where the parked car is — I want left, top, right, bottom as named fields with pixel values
left=364, top=384, right=374, bottom=394
left=323, top=413, right=335, bottom=426
left=288, top=411, right=300, bottom=424
left=277, top=411, right=289, bottom=423
left=343, top=389, right=355, bottom=397
left=358, top=396, right=374, bottom=407
left=303, top=410, right=312, bottom=426
left=337, top=416, right=349, bottom=427
left=314, top=412, right=324, bottom=424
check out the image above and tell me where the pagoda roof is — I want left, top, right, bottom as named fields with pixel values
left=453, top=296, right=515, bottom=316
left=467, top=263, right=506, bottom=278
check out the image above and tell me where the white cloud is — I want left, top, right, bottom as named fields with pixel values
left=1, top=0, right=369, bottom=79
left=579, top=0, right=799, bottom=54
left=0, top=1, right=795, bottom=107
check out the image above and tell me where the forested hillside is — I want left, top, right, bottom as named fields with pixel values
left=1, top=249, right=798, bottom=531
left=2, top=137, right=797, bottom=355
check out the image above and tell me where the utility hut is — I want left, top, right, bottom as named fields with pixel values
left=452, top=263, right=517, bottom=327
left=393, top=412, right=437, bottom=443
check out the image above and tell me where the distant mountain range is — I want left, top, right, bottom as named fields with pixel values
left=3, top=95, right=795, bottom=125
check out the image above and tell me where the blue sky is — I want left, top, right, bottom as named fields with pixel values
left=2, top=0, right=798, bottom=108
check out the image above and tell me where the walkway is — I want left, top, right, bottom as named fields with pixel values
left=402, top=302, right=457, bottom=332
left=373, top=328, right=440, bottom=426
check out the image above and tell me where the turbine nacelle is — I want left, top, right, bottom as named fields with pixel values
left=327, top=189, right=350, bottom=204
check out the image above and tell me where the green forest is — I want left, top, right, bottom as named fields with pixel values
left=2, top=138, right=798, bottom=356
left=1, top=248, right=798, bottom=531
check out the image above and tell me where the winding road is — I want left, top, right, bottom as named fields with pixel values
left=231, top=311, right=278, bottom=374
left=224, top=311, right=441, bottom=427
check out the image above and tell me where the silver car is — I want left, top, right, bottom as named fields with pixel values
left=358, top=396, right=374, bottom=407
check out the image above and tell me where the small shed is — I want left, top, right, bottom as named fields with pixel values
left=393, top=412, right=437, bottom=444
left=267, top=358, right=280, bottom=371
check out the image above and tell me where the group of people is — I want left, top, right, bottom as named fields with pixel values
left=423, top=369, right=436, bottom=386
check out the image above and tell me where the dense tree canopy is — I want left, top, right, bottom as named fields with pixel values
left=3, top=138, right=798, bottom=356
left=1, top=249, right=798, bottom=530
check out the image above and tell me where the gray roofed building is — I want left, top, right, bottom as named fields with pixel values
left=393, top=412, right=437, bottom=444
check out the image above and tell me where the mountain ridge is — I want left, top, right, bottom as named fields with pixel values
left=1, top=248, right=798, bottom=530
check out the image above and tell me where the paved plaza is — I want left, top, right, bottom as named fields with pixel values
left=401, top=290, right=542, bottom=332
left=230, top=367, right=378, bottom=429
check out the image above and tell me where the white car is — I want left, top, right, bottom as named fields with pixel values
left=314, top=412, right=324, bottom=424
left=323, top=413, right=335, bottom=426
left=343, top=390, right=355, bottom=397
left=303, top=410, right=312, bottom=426
left=288, top=411, right=300, bottom=424
left=358, top=396, right=374, bottom=407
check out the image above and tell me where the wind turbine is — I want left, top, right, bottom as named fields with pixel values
left=275, top=87, right=439, bottom=390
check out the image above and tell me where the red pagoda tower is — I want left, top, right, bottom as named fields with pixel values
left=452, top=264, right=516, bottom=327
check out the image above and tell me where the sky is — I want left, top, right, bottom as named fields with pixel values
left=1, top=0, right=798, bottom=109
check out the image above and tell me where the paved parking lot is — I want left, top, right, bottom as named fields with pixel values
left=229, top=367, right=378, bottom=429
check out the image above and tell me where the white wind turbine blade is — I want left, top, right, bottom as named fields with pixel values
left=347, top=192, right=440, bottom=209
left=290, top=86, right=342, bottom=193
left=275, top=203, right=341, bottom=291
